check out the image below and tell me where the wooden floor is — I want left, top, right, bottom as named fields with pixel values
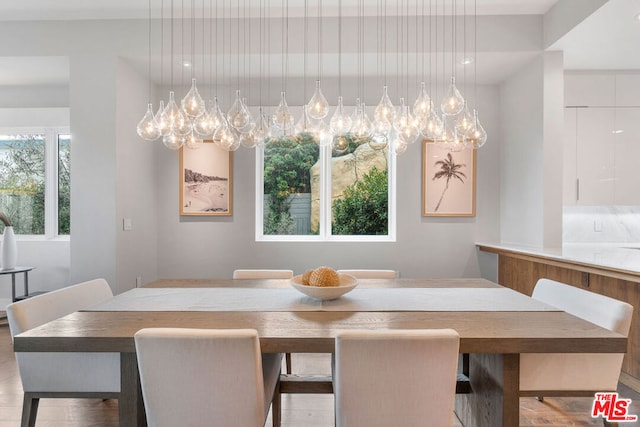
left=1, top=320, right=639, bottom=426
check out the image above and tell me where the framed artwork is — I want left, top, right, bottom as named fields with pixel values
left=422, top=141, right=476, bottom=217
left=179, top=141, right=233, bottom=216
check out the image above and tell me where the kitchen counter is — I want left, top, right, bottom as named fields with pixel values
left=477, top=241, right=640, bottom=387
left=477, top=242, right=640, bottom=279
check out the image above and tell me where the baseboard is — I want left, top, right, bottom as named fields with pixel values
left=620, top=372, right=640, bottom=393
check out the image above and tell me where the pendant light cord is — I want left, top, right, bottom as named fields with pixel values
left=338, top=0, right=342, bottom=97
left=147, top=0, right=153, bottom=102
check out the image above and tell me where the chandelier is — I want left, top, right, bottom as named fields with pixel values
left=137, top=0, right=488, bottom=154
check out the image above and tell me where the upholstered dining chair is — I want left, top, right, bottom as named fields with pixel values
left=6, top=278, right=120, bottom=427
left=520, top=278, right=633, bottom=399
left=134, top=328, right=282, bottom=427
left=233, top=269, right=294, bottom=279
left=233, top=268, right=293, bottom=374
left=333, top=329, right=460, bottom=427
left=336, top=269, right=397, bottom=279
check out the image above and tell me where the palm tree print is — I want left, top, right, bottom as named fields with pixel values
left=432, top=152, right=466, bottom=212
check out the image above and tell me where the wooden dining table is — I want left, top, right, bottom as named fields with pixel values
left=12, top=278, right=627, bottom=427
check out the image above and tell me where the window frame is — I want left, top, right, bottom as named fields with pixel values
left=255, top=140, right=396, bottom=243
left=0, top=126, right=70, bottom=240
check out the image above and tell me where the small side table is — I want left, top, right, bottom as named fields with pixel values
left=0, top=266, right=35, bottom=302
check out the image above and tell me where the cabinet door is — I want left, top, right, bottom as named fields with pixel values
left=614, top=108, right=640, bottom=205
left=576, top=108, right=615, bottom=205
left=563, top=108, right=577, bottom=205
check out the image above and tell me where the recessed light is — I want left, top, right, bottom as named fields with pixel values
left=612, top=130, right=624, bottom=134
left=183, top=60, right=192, bottom=67
left=635, top=12, right=640, bottom=21
left=460, top=57, right=474, bottom=65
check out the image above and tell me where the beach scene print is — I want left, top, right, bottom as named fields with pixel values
left=180, top=142, right=232, bottom=215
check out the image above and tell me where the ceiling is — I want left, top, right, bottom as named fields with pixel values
left=0, top=0, right=638, bottom=87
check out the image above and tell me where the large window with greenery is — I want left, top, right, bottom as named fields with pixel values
left=258, top=133, right=395, bottom=241
left=0, top=129, right=70, bottom=237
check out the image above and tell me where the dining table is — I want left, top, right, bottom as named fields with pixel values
left=12, top=278, right=627, bottom=427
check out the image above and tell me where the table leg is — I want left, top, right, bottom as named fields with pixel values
left=23, top=271, right=29, bottom=297
left=454, top=353, right=520, bottom=427
left=119, top=352, right=147, bottom=427
left=11, top=273, right=16, bottom=302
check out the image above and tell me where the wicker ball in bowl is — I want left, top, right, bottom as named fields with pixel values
left=291, top=267, right=358, bottom=301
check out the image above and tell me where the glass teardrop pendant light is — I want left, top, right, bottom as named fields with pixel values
left=162, top=129, right=185, bottom=150
left=329, top=96, right=352, bottom=135
left=164, top=91, right=192, bottom=135
left=210, top=97, right=227, bottom=134
left=420, top=108, right=444, bottom=141
left=307, top=80, right=330, bottom=119
left=193, top=101, right=215, bottom=137
left=253, top=107, right=272, bottom=145
left=374, top=85, right=396, bottom=128
left=253, top=107, right=271, bottom=145
left=184, top=130, right=204, bottom=149
left=215, top=126, right=241, bottom=151
left=155, top=100, right=170, bottom=136
left=295, top=105, right=316, bottom=136
left=227, top=90, right=252, bottom=131
left=455, top=102, right=474, bottom=136
left=413, top=82, right=432, bottom=122
left=136, top=103, right=161, bottom=140
left=332, top=134, right=350, bottom=155
left=353, top=103, right=373, bottom=140
left=181, top=78, right=206, bottom=118
left=239, top=130, right=258, bottom=148
left=368, top=132, right=388, bottom=151
left=272, top=92, right=295, bottom=131
left=441, top=76, right=465, bottom=116
left=394, top=99, right=420, bottom=144
left=465, top=109, right=487, bottom=149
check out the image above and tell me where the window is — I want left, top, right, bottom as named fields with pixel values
left=257, top=133, right=395, bottom=242
left=0, top=128, right=71, bottom=237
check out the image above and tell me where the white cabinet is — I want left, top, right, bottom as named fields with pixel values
left=575, top=108, right=615, bottom=205
left=564, top=72, right=640, bottom=206
left=613, top=108, right=640, bottom=205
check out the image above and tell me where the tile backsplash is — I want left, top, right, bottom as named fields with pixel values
left=563, top=206, right=640, bottom=244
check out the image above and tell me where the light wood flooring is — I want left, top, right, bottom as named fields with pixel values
left=1, top=320, right=639, bottom=426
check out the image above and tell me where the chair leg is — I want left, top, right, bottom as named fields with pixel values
left=536, top=396, right=544, bottom=402
left=285, top=353, right=292, bottom=375
left=21, top=393, right=39, bottom=427
left=272, top=381, right=281, bottom=427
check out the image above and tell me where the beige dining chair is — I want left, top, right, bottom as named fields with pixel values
left=6, top=278, right=120, bottom=427
left=134, top=328, right=282, bottom=427
left=336, top=269, right=397, bottom=279
left=233, top=269, right=294, bottom=279
left=520, top=278, right=633, bottom=399
left=333, top=329, right=460, bottom=427
left=233, top=268, right=293, bottom=374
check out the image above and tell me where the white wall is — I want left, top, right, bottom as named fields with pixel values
left=115, top=59, right=160, bottom=294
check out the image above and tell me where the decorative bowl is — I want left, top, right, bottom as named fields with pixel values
left=290, top=273, right=358, bottom=301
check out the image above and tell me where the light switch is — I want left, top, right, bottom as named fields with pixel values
left=123, top=218, right=133, bottom=231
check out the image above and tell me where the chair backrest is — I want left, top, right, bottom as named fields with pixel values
left=6, top=278, right=120, bottom=394
left=520, top=278, right=634, bottom=392
left=336, top=269, right=397, bottom=279
left=7, top=278, right=114, bottom=338
left=233, top=269, right=294, bottom=279
left=334, top=329, right=459, bottom=427
left=532, top=279, right=633, bottom=336
left=135, top=328, right=266, bottom=427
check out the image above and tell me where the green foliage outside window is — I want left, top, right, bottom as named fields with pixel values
left=263, top=134, right=319, bottom=234
left=332, top=166, right=388, bottom=235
